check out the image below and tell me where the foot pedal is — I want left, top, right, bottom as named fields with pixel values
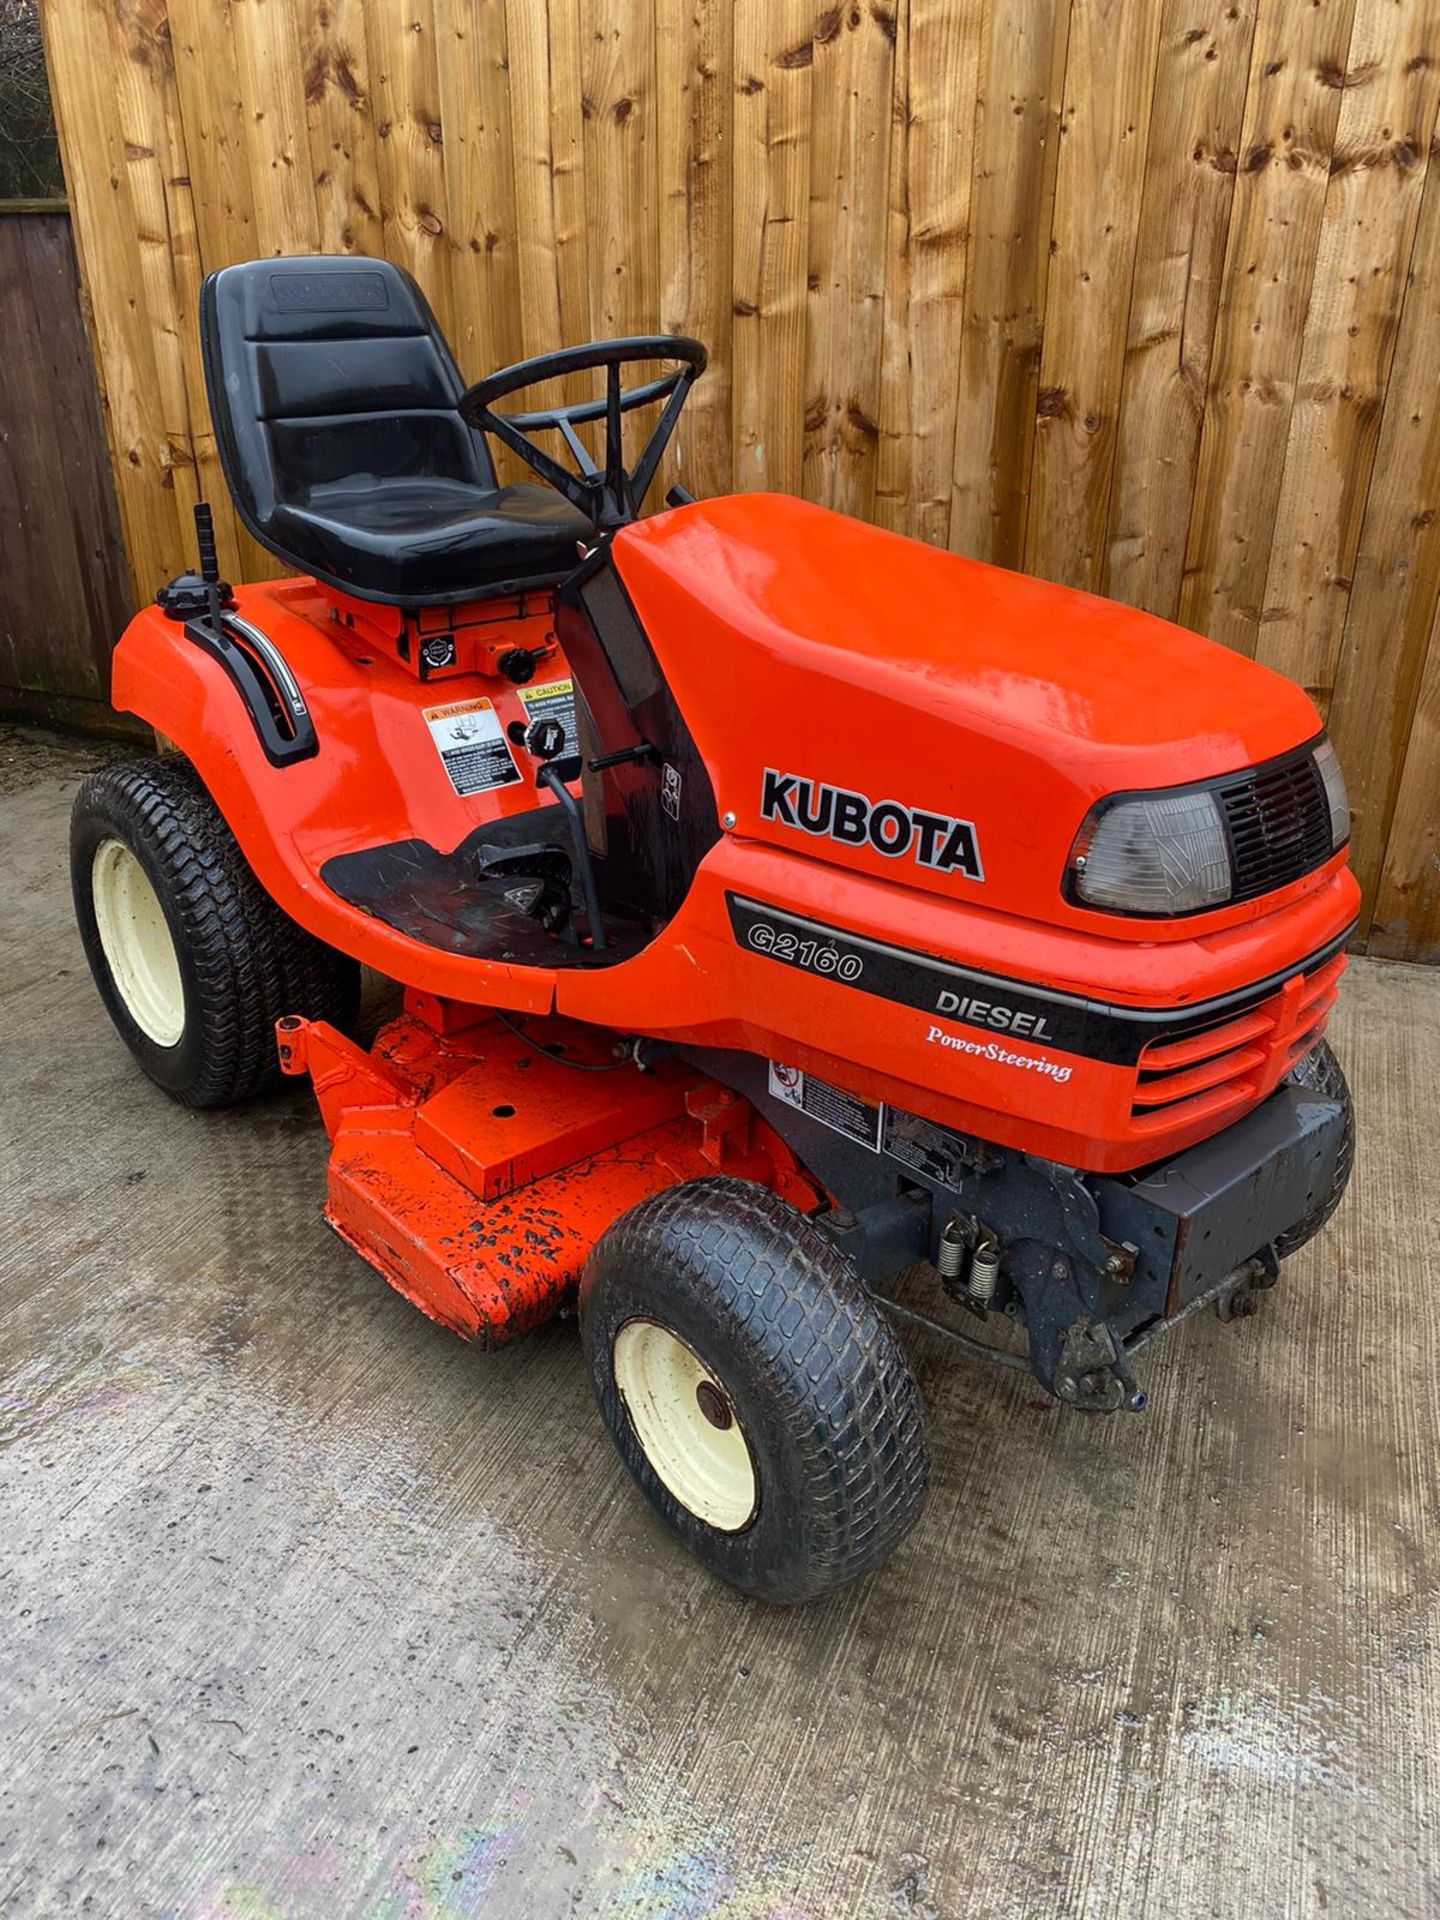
left=473, top=840, right=572, bottom=932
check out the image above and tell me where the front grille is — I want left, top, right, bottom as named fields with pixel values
left=1130, top=950, right=1346, bottom=1133
left=1217, top=749, right=1335, bottom=902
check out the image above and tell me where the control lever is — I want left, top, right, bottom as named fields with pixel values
left=523, top=720, right=608, bottom=952
left=588, top=740, right=660, bottom=772
left=194, top=501, right=224, bottom=636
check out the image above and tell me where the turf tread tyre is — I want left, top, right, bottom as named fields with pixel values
left=582, top=1176, right=928, bottom=1605
left=1275, top=1038, right=1354, bottom=1256
left=72, top=755, right=359, bottom=1108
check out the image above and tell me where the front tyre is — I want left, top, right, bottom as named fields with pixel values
left=71, top=755, right=360, bottom=1108
left=581, top=1177, right=928, bottom=1605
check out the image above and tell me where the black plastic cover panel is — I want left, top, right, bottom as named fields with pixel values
left=319, top=806, right=647, bottom=968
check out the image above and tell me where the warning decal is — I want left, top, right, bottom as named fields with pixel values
left=879, top=1107, right=970, bottom=1190
left=518, top=677, right=578, bottom=755
left=767, top=1064, right=882, bottom=1153
left=423, top=697, right=521, bottom=797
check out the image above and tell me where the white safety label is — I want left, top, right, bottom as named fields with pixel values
left=767, top=1063, right=882, bottom=1152
left=423, top=697, right=522, bottom=797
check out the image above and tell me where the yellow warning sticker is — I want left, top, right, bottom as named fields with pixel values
left=517, top=677, right=578, bottom=756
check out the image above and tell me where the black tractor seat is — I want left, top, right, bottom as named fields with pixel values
left=201, top=256, right=592, bottom=606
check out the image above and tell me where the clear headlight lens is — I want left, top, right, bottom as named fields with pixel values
left=1072, top=790, right=1231, bottom=914
left=1313, top=737, right=1350, bottom=848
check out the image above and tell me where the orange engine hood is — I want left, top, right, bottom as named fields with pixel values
left=612, top=494, right=1330, bottom=936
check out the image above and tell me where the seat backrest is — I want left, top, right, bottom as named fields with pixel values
left=201, top=256, right=495, bottom=536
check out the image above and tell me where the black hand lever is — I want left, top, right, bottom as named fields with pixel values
left=588, top=741, right=660, bottom=772
left=194, top=502, right=224, bottom=636
left=536, top=764, right=608, bottom=952
left=519, top=717, right=609, bottom=951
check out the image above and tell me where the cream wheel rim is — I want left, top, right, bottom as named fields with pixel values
left=613, top=1318, right=758, bottom=1532
left=91, top=839, right=185, bottom=1048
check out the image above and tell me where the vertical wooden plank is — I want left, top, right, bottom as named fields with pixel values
left=109, top=0, right=203, bottom=538
left=580, top=0, right=661, bottom=345
left=231, top=0, right=323, bottom=256
left=801, top=5, right=843, bottom=504
left=41, top=0, right=191, bottom=599
left=161, top=0, right=274, bottom=579
left=0, top=215, right=130, bottom=706
left=434, top=0, right=523, bottom=379
left=1326, top=128, right=1440, bottom=924
left=656, top=0, right=734, bottom=502
left=1256, top=0, right=1440, bottom=709
left=732, top=0, right=814, bottom=497
left=14, top=216, right=132, bottom=644
left=1177, top=0, right=1360, bottom=653
left=169, top=0, right=258, bottom=268
left=0, top=221, right=74, bottom=696
left=505, top=0, right=591, bottom=387
left=1368, top=602, right=1440, bottom=961
left=948, top=0, right=1070, bottom=568
left=301, top=0, right=385, bottom=258
left=1025, top=0, right=1165, bottom=592
left=874, top=0, right=914, bottom=534
left=362, top=0, right=455, bottom=336
left=802, top=3, right=898, bottom=521
left=1103, top=0, right=1257, bottom=619
left=875, top=0, right=981, bottom=546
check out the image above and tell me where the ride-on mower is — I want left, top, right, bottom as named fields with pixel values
left=72, top=257, right=1356, bottom=1603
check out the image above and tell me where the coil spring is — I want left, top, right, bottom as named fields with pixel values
left=937, top=1217, right=968, bottom=1283
left=967, top=1237, right=1000, bottom=1307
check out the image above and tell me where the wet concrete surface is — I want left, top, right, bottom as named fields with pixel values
left=1, top=722, right=1437, bottom=1919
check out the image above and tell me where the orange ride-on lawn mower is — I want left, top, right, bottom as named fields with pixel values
left=72, top=257, right=1356, bottom=1603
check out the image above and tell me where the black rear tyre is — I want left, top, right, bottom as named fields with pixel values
left=581, top=1176, right=928, bottom=1605
left=1274, top=1038, right=1354, bottom=1256
left=71, top=755, right=360, bottom=1108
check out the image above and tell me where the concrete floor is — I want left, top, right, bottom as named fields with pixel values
left=1, top=722, right=1437, bottom=1920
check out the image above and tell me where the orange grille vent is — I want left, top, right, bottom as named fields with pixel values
left=1131, top=951, right=1346, bottom=1135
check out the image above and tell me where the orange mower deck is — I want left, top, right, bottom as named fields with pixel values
left=278, top=999, right=818, bottom=1343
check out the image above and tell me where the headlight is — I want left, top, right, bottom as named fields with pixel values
left=1070, top=790, right=1231, bottom=914
left=1312, top=737, right=1350, bottom=848
left=1067, top=736, right=1349, bottom=916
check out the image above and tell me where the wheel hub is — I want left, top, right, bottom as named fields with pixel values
left=90, top=839, right=185, bottom=1048
left=612, top=1317, right=757, bottom=1532
left=694, top=1379, right=732, bottom=1430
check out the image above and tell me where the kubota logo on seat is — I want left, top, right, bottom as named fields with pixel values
left=760, top=771, right=984, bottom=881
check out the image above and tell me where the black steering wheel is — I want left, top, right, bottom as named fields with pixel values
left=459, top=336, right=707, bottom=531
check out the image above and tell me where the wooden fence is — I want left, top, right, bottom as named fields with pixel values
left=39, top=0, right=1440, bottom=959
left=0, top=207, right=134, bottom=734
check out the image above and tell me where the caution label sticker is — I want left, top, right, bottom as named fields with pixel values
left=767, top=1064, right=882, bottom=1153
left=423, top=697, right=521, bottom=797
left=517, top=677, right=578, bottom=755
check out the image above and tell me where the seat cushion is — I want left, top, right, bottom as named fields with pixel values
left=272, top=480, right=592, bottom=603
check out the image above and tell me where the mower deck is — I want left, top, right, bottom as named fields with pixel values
left=278, top=1002, right=818, bottom=1344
